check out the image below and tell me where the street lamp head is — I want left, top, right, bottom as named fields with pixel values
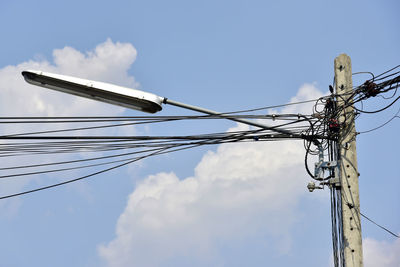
left=22, top=70, right=164, bottom=113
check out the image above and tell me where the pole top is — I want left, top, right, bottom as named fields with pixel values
left=335, top=54, right=352, bottom=66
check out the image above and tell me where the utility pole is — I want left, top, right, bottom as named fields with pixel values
left=335, top=54, right=363, bottom=267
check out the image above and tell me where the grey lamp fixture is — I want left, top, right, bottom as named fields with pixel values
left=22, top=70, right=163, bottom=113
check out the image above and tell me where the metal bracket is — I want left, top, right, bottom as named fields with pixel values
left=314, top=160, right=337, bottom=179
left=325, top=176, right=340, bottom=188
left=308, top=143, right=341, bottom=192
left=313, top=143, right=334, bottom=180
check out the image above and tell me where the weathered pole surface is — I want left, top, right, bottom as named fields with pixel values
left=335, top=54, right=363, bottom=267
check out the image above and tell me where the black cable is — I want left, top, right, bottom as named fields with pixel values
left=354, top=95, right=400, bottom=114
left=360, top=212, right=400, bottom=238
left=358, top=107, right=400, bottom=134
left=0, top=114, right=316, bottom=122
left=0, top=97, right=322, bottom=125
left=0, top=153, right=162, bottom=179
left=0, top=146, right=167, bottom=170
left=0, top=114, right=316, bottom=141
left=352, top=71, right=375, bottom=80
left=2, top=120, right=171, bottom=137
left=373, top=65, right=400, bottom=81
left=0, top=149, right=168, bottom=200
left=0, top=132, right=275, bottom=177
left=0, top=141, right=206, bottom=200
left=0, top=131, right=270, bottom=200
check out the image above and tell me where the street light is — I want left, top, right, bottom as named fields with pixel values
left=22, top=70, right=164, bottom=114
left=22, top=70, right=295, bottom=136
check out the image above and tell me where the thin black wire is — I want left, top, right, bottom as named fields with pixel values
left=352, top=71, right=375, bottom=80
left=210, top=98, right=324, bottom=115
left=0, top=131, right=275, bottom=199
left=373, top=65, right=400, bottom=80
left=0, top=151, right=172, bottom=179
left=0, top=131, right=314, bottom=159
left=0, top=114, right=316, bottom=138
left=0, top=141, right=209, bottom=200
left=0, top=97, right=321, bottom=124
left=358, top=107, right=400, bottom=134
left=354, top=95, right=400, bottom=114
left=0, top=146, right=164, bottom=170
left=0, top=147, right=168, bottom=200
left=360, top=212, right=400, bottom=238
left=2, top=120, right=171, bottom=137
left=0, top=127, right=311, bottom=181
left=0, top=113, right=316, bottom=122
left=0, top=132, right=273, bottom=177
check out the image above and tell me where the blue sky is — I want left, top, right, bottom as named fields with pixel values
left=0, top=1, right=399, bottom=266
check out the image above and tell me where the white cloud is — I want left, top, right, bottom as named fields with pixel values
left=0, top=39, right=139, bottom=202
left=52, top=38, right=138, bottom=87
left=364, top=237, right=400, bottom=267
left=98, top=84, right=324, bottom=267
left=0, top=38, right=137, bottom=118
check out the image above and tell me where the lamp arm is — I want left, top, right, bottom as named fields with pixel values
left=163, top=98, right=298, bottom=137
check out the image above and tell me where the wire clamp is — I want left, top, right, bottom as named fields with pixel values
left=314, top=143, right=337, bottom=180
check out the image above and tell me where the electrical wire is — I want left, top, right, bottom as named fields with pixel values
left=0, top=146, right=170, bottom=200
left=358, top=107, right=400, bottom=134
left=0, top=65, right=398, bottom=205
left=1, top=128, right=289, bottom=199
left=354, top=95, right=400, bottom=114
left=360, top=212, right=400, bottom=238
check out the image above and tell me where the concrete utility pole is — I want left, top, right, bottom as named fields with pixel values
left=334, top=54, right=363, bottom=267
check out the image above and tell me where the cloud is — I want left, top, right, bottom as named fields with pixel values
left=0, top=39, right=139, bottom=203
left=363, top=237, right=400, bottom=267
left=0, top=38, right=137, bottom=118
left=52, top=38, right=138, bottom=87
left=98, top=84, right=324, bottom=267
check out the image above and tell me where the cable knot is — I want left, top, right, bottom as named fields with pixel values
left=363, top=80, right=379, bottom=97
